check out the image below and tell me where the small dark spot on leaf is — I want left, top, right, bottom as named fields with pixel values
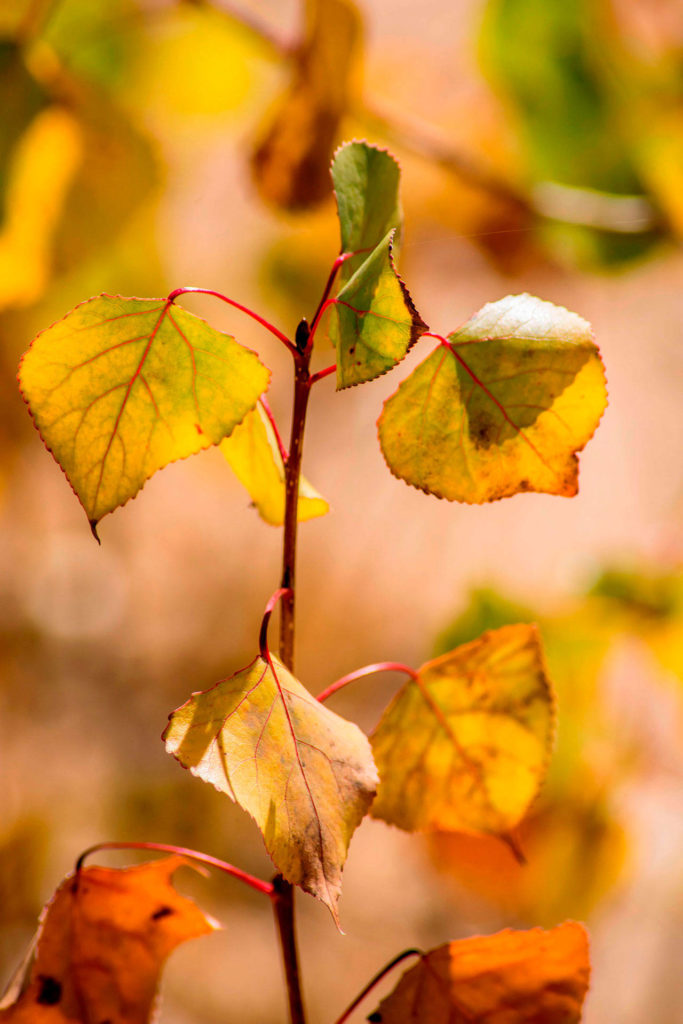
left=151, top=905, right=174, bottom=920
left=518, top=478, right=530, bottom=491
left=348, top=346, right=355, bottom=355
left=195, top=423, right=203, bottom=435
left=37, top=976, right=62, bottom=1005
left=368, top=1013, right=382, bottom=1022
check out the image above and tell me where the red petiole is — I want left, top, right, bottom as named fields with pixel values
left=75, top=841, right=274, bottom=897
left=316, top=662, right=418, bottom=704
left=168, top=286, right=296, bottom=354
left=331, top=949, right=423, bottom=1024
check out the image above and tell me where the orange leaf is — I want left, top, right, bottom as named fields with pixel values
left=371, top=923, right=590, bottom=1023
left=0, top=857, right=217, bottom=1024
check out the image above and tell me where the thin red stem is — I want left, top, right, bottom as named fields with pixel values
left=259, top=587, right=293, bottom=661
left=309, top=364, right=336, bottom=386
left=317, top=662, right=418, bottom=704
left=422, top=330, right=450, bottom=345
left=74, top=841, right=274, bottom=897
left=308, top=254, right=353, bottom=345
left=331, top=949, right=423, bottom=1024
left=167, top=286, right=296, bottom=353
left=259, top=396, right=288, bottom=461
left=308, top=296, right=338, bottom=349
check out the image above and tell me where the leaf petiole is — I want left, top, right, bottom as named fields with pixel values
left=331, top=949, right=423, bottom=1024
left=316, top=662, right=418, bottom=704
left=75, top=841, right=274, bottom=897
left=167, top=286, right=296, bottom=354
left=259, top=395, right=288, bottom=461
left=309, top=364, right=336, bottom=386
left=259, top=587, right=294, bottom=662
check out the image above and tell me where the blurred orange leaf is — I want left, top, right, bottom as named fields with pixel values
left=251, top=0, right=362, bottom=209
left=163, top=655, right=378, bottom=923
left=18, top=295, right=270, bottom=529
left=370, top=625, right=553, bottom=837
left=379, top=294, right=607, bottom=503
left=370, top=922, right=590, bottom=1023
left=0, top=857, right=216, bottom=1024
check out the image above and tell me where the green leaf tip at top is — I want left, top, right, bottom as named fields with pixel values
left=378, top=293, right=607, bottom=504
left=331, top=140, right=403, bottom=285
left=18, top=294, right=271, bottom=529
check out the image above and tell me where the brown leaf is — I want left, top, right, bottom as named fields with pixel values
left=0, top=857, right=217, bottom=1024
left=371, top=923, right=590, bottom=1023
left=251, top=0, right=362, bottom=210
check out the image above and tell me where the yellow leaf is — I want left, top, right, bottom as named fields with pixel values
left=220, top=404, right=329, bottom=525
left=378, top=294, right=607, bottom=503
left=0, top=107, right=82, bottom=311
left=0, top=857, right=216, bottom=1024
left=370, top=625, right=554, bottom=836
left=371, top=923, right=590, bottom=1024
left=251, top=0, right=362, bottom=209
left=164, top=655, right=378, bottom=922
left=18, top=295, right=270, bottom=530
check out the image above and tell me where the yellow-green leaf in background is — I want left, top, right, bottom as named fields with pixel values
left=0, top=107, right=82, bottom=311
left=371, top=923, right=590, bottom=1024
left=328, top=231, right=428, bottom=388
left=379, top=293, right=606, bottom=503
left=370, top=624, right=553, bottom=837
left=251, top=0, right=361, bottom=211
left=18, top=295, right=270, bottom=531
left=164, top=655, right=377, bottom=923
left=0, top=40, right=47, bottom=206
left=219, top=404, right=329, bottom=525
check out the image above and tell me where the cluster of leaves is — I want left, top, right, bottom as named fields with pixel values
left=14, top=140, right=607, bottom=1020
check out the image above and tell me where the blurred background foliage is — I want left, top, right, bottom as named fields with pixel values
left=0, top=1, right=681, bottom=1022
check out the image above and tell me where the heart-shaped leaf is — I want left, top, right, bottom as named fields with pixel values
left=378, top=293, right=607, bottom=503
left=370, top=624, right=553, bottom=837
left=18, top=294, right=270, bottom=531
left=164, top=655, right=378, bottom=923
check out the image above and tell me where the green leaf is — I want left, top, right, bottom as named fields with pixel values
left=163, top=655, right=378, bottom=923
left=370, top=625, right=554, bottom=837
left=371, top=923, right=590, bottom=1024
left=328, top=231, right=428, bottom=388
left=219, top=404, right=329, bottom=525
left=18, top=295, right=270, bottom=530
left=378, top=293, right=606, bottom=503
left=331, top=140, right=402, bottom=283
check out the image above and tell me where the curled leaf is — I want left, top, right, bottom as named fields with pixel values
left=329, top=231, right=428, bottom=388
left=18, top=295, right=270, bottom=529
left=371, top=922, right=590, bottom=1023
left=0, top=857, right=216, bottom=1024
left=370, top=624, right=554, bottom=837
left=164, top=655, right=378, bottom=923
left=379, top=293, right=607, bottom=503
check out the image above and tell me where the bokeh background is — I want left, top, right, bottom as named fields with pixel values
left=1, top=0, right=682, bottom=1021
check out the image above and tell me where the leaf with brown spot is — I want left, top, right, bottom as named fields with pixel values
left=163, top=655, right=378, bottom=923
left=378, top=294, right=607, bottom=503
left=371, top=923, right=590, bottom=1023
left=0, top=858, right=216, bottom=1024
